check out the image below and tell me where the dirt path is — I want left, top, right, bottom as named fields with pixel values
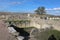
left=0, top=20, right=9, bottom=40
left=0, top=20, right=17, bottom=40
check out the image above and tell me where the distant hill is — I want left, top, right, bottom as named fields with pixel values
left=0, top=12, right=60, bottom=17
left=0, top=12, right=29, bottom=15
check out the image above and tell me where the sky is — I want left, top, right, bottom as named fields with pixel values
left=0, top=0, right=60, bottom=15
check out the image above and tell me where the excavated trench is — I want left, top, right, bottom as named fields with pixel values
left=9, top=24, right=30, bottom=40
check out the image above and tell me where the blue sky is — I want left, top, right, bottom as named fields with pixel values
left=0, top=0, right=60, bottom=15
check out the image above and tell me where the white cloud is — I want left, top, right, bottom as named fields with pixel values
left=0, top=6, right=7, bottom=9
left=10, top=2, right=21, bottom=5
left=46, top=7, right=60, bottom=10
left=9, top=0, right=27, bottom=5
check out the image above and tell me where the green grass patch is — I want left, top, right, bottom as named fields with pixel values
left=23, top=27, right=60, bottom=40
left=35, top=29, right=60, bottom=40
left=49, top=30, right=60, bottom=40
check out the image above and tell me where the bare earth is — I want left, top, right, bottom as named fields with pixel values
left=0, top=20, right=17, bottom=40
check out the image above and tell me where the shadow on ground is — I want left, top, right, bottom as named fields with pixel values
left=9, top=24, right=30, bottom=40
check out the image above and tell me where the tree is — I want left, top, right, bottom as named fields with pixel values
left=35, top=7, right=46, bottom=15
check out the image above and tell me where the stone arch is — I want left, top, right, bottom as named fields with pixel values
left=30, top=28, right=39, bottom=37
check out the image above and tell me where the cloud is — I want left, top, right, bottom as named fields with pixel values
left=9, top=0, right=27, bottom=5
left=0, top=6, right=4, bottom=8
left=0, top=6, right=7, bottom=9
left=10, top=2, right=22, bottom=5
left=46, top=7, right=60, bottom=15
left=46, top=7, right=60, bottom=11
